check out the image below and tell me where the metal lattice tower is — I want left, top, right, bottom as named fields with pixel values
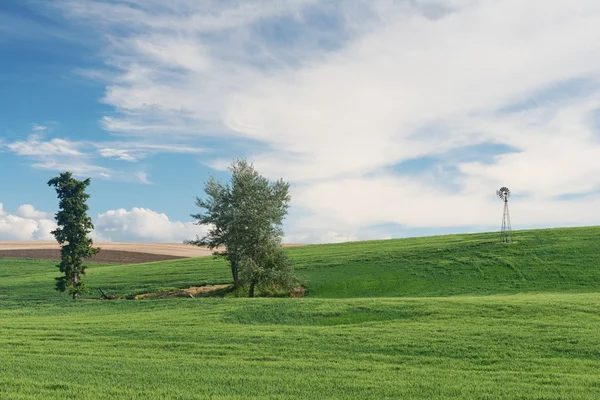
left=496, top=187, right=512, bottom=243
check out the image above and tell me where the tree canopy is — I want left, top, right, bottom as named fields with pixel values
left=48, top=172, right=99, bottom=299
left=187, top=158, right=296, bottom=296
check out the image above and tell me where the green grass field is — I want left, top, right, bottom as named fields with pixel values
left=2, top=227, right=600, bottom=398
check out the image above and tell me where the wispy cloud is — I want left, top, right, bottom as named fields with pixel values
left=134, top=171, right=151, bottom=185
left=96, top=142, right=204, bottom=162
left=7, top=134, right=82, bottom=157
left=52, top=0, right=600, bottom=239
left=98, top=148, right=138, bottom=162
left=4, top=133, right=112, bottom=179
left=4, top=128, right=205, bottom=184
left=31, top=159, right=112, bottom=179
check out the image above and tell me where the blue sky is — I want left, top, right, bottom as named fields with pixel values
left=2, top=0, right=600, bottom=243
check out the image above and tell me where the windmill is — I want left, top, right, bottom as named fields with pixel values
left=496, top=187, right=512, bottom=243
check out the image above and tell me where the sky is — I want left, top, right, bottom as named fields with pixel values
left=2, top=0, right=600, bottom=244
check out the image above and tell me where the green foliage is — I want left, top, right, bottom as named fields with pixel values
left=48, top=172, right=99, bottom=299
left=187, top=158, right=293, bottom=295
left=239, top=239, right=297, bottom=297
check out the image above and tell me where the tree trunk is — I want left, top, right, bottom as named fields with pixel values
left=72, top=273, right=79, bottom=300
left=232, top=261, right=239, bottom=288
left=249, top=282, right=255, bottom=298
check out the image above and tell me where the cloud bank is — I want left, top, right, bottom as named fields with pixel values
left=94, top=207, right=208, bottom=242
left=0, top=203, right=57, bottom=241
left=21, top=0, right=600, bottom=240
left=0, top=203, right=207, bottom=243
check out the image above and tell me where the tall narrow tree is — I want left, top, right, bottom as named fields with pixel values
left=186, top=158, right=295, bottom=295
left=48, top=172, right=99, bottom=299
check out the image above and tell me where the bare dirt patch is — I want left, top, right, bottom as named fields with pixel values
left=0, top=249, right=185, bottom=264
left=134, top=284, right=232, bottom=299
left=290, top=286, right=306, bottom=298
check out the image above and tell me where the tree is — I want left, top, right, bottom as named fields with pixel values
left=48, top=172, right=99, bottom=299
left=186, top=158, right=295, bottom=296
left=239, top=237, right=296, bottom=298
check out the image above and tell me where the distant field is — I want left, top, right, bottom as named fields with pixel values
left=0, top=241, right=215, bottom=258
left=2, top=226, right=600, bottom=399
left=293, top=226, right=600, bottom=297
left=6, top=227, right=600, bottom=299
left=0, top=241, right=302, bottom=264
left=0, top=249, right=187, bottom=264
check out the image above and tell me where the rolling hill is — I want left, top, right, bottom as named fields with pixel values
left=3, top=226, right=600, bottom=300
left=2, top=226, right=600, bottom=399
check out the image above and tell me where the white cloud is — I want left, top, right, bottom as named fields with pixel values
left=52, top=0, right=600, bottom=240
left=31, top=159, right=113, bottom=179
left=284, top=228, right=391, bottom=244
left=98, top=148, right=138, bottom=162
left=59, top=0, right=320, bottom=34
left=291, top=175, right=600, bottom=231
left=134, top=171, right=151, bottom=184
left=32, top=125, right=47, bottom=132
left=31, top=219, right=58, bottom=241
left=0, top=203, right=209, bottom=243
left=223, top=1, right=600, bottom=183
left=456, top=96, right=600, bottom=198
left=96, top=142, right=204, bottom=162
left=16, top=204, right=50, bottom=220
left=94, top=207, right=208, bottom=242
left=3, top=134, right=112, bottom=179
left=4, top=130, right=207, bottom=184
left=7, top=134, right=82, bottom=157
left=4, top=134, right=203, bottom=183
left=0, top=203, right=57, bottom=241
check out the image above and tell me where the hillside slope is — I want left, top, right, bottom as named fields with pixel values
left=2, top=226, right=600, bottom=300
left=3, top=227, right=600, bottom=399
left=295, top=226, right=600, bottom=297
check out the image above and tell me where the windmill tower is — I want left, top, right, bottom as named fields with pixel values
left=496, top=187, right=512, bottom=243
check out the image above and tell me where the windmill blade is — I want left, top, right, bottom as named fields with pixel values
left=498, top=187, right=511, bottom=200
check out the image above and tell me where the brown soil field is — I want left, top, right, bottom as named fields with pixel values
left=0, top=241, right=214, bottom=257
left=0, top=249, right=185, bottom=264
left=0, top=241, right=303, bottom=264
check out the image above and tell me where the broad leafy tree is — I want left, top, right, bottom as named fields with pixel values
left=187, top=158, right=295, bottom=295
left=48, top=172, right=99, bottom=299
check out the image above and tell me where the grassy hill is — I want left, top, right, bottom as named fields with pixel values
left=1, top=293, right=600, bottom=399
left=4, top=226, right=600, bottom=300
left=295, top=226, right=600, bottom=297
left=2, top=226, right=600, bottom=399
